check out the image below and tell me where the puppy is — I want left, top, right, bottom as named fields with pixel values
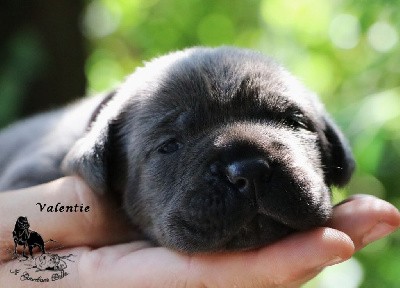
left=13, top=216, right=46, bottom=258
left=0, top=47, right=355, bottom=252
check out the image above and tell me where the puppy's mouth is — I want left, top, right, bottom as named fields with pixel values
left=175, top=205, right=297, bottom=252
left=223, top=213, right=296, bottom=250
left=169, top=175, right=332, bottom=252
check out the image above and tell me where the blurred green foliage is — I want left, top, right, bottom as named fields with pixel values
left=2, top=0, right=400, bottom=287
left=0, top=30, right=47, bottom=125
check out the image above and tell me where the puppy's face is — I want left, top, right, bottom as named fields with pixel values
left=64, top=47, right=355, bottom=252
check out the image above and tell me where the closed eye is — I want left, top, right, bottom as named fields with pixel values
left=157, top=138, right=182, bottom=154
left=284, top=112, right=310, bottom=130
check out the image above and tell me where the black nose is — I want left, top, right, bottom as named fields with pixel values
left=210, top=158, right=271, bottom=196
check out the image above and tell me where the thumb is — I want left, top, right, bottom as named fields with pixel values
left=0, top=177, right=137, bottom=260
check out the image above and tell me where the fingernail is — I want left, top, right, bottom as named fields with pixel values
left=362, top=223, right=397, bottom=245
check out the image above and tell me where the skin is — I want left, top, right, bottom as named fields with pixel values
left=0, top=176, right=399, bottom=287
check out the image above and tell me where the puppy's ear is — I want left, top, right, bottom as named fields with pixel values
left=61, top=91, right=126, bottom=194
left=321, top=115, right=355, bottom=187
left=61, top=128, right=109, bottom=194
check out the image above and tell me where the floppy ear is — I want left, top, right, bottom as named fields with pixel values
left=61, top=91, right=128, bottom=194
left=321, top=115, right=355, bottom=187
left=61, top=127, right=110, bottom=194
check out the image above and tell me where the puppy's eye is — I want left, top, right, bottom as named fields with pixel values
left=286, top=113, right=309, bottom=130
left=158, top=139, right=182, bottom=154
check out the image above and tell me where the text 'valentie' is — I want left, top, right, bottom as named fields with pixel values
left=36, top=202, right=90, bottom=212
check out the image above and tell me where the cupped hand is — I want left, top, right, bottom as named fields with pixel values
left=1, top=177, right=399, bottom=287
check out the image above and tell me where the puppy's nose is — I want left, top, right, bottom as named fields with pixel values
left=225, top=158, right=271, bottom=193
left=211, top=158, right=271, bottom=195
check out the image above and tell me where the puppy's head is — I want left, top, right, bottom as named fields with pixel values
left=63, top=47, right=355, bottom=252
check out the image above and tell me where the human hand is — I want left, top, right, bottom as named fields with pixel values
left=1, top=177, right=399, bottom=287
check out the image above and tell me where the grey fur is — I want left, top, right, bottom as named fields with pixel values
left=0, top=47, right=355, bottom=252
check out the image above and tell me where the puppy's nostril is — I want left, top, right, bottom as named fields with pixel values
left=226, top=164, right=251, bottom=192
left=225, top=158, right=270, bottom=195
left=233, top=177, right=248, bottom=190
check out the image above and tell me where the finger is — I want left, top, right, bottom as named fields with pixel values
left=329, top=194, right=400, bottom=250
left=188, top=228, right=354, bottom=287
left=77, top=228, right=354, bottom=288
left=0, top=177, right=138, bottom=260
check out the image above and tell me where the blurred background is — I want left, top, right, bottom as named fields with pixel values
left=1, top=0, right=399, bottom=286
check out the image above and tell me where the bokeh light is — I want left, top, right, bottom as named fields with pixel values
left=329, top=14, right=360, bottom=49
left=367, top=21, right=398, bottom=52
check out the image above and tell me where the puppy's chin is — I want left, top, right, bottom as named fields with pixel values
left=157, top=210, right=328, bottom=253
left=164, top=214, right=295, bottom=252
left=223, top=215, right=296, bottom=251
left=154, top=184, right=332, bottom=253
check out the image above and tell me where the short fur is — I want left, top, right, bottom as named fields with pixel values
left=0, top=47, right=355, bottom=252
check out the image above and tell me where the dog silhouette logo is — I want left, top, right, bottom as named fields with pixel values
left=8, top=216, right=75, bottom=283
left=13, top=216, right=46, bottom=258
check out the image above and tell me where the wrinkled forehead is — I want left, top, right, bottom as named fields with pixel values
left=121, top=48, right=317, bottom=134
